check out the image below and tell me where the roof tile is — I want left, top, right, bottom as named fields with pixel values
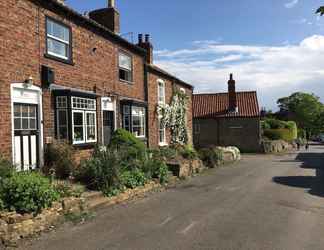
left=193, top=91, right=260, bottom=118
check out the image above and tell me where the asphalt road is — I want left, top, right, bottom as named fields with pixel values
left=19, top=145, right=324, bottom=250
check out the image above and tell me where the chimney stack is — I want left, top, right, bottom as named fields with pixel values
left=137, top=33, right=153, bottom=64
left=89, top=0, right=120, bottom=33
left=228, top=73, right=237, bottom=112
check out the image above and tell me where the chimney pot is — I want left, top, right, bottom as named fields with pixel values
left=138, top=34, right=143, bottom=44
left=108, top=0, right=115, bottom=8
left=145, top=34, right=150, bottom=43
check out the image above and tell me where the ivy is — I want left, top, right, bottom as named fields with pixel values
left=157, top=90, right=189, bottom=144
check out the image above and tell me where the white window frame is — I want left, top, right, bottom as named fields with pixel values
left=132, top=106, right=146, bottom=138
left=72, top=110, right=85, bottom=144
left=85, top=111, right=97, bottom=143
left=157, top=79, right=166, bottom=105
left=119, top=52, right=133, bottom=83
left=158, top=117, right=167, bottom=146
left=46, top=18, right=71, bottom=60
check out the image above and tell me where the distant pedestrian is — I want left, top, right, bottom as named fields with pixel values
left=296, top=141, right=300, bottom=151
left=305, top=142, right=309, bottom=151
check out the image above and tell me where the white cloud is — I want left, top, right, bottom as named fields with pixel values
left=285, top=0, right=299, bottom=9
left=154, top=35, right=324, bottom=110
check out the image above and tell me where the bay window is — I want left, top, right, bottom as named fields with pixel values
left=55, top=95, right=97, bottom=145
left=122, top=104, right=146, bottom=138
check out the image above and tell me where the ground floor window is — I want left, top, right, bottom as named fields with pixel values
left=55, top=95, right=97, bottom=145
left=122, top=104, right=146, bottom=138
left=158, top=118, right=166, bottom=145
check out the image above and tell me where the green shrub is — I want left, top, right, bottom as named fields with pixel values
left=264, top=128, right=296, bottom=141
left=152, top=161, right=169, bottom=184
left=75, top=148, right=122, bottom=192
left=0, top=198, right=4, bottom=211
left=178, top=145, right=198, bottom=160
left=157, top=146, right=177, bottom=160
left=0, top=155, right=14, bottom=180
left=110, top=129, right=146, bottom=160
left=44, top=141, right=75, bottom=179
left=0, top=172, right=59, bottom=214
left=54, top=182, right=85, bottom=198
left=199, top=148, right=223, bottom=168
left=120, top=169, right=147, bottom=189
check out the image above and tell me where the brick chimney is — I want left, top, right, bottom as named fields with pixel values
left=89, top=0, right=120, bottom=34
left=228, top=73, right=237, bottom=112
left=137, top=34, right=153, bottom=64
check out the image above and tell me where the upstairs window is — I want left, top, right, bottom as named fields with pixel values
left=158, top=80, right=165, bottom=104
left=46, top=18, right=71, bottom=61
left=119, top=52, right=133, bottom=82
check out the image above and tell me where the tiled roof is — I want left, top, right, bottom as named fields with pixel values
left=193, top=91, right=260, bottom=118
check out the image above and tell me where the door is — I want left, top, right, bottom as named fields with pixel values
left=13, top=104, right=39, bottom=171
left=103, top=111, right=114, bottom=145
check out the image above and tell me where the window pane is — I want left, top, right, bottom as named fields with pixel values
left=48, top=38, right=68, bottom=58
left=22, top=106, right=28, bottom=117
left=29, top=118, right=36, bottom=130
left=14, top=105, right=21, bottom=117
left=73, top=126, right=84, bottom=142
left=87, top=126, right=96, bottom=141
left=59, top=126, right=68, bottom=140
left=14, top=118, right=21, bottom=130
left=73, top=112, right=83, bottom=126
left=22, top=118, right=28, bottom=129
left=29, top=106, right=36, bottom=118
left=58, top=110, right=67, bottom=126
left=87, top=113, right=95, bottom=126
left=119, top=53, right=132, bottom=70
left=47, top=19, right=69, bottom=42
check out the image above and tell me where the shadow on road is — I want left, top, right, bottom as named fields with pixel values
left=273, top=150, right=324, bottom=198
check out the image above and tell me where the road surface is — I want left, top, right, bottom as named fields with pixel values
left=18, top=145, right=324, bottom=250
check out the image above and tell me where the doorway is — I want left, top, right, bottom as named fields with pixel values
left=103, top=111, right=114, bottom=145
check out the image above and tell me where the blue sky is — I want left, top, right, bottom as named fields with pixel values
left=66, top=0, right=324, bottom=110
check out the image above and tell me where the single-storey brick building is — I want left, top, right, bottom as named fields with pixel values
left=0, top=0, right=193, bottom=170
left=193, top=74, right=261, bottom=152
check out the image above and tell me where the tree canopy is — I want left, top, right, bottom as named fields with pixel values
left=316, top=6, right=324, bottom=16
left=277, top=92, right=324, bottom=136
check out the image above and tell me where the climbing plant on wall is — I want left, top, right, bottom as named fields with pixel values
left=157, top=90, right=189, bottom=144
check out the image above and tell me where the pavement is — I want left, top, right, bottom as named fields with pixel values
left=18, top=145, right=324, bottom=250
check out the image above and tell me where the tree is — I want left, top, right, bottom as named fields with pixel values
left=316, top=6, right=324, bottom=16
left=277, top=92, right=324, bottom=137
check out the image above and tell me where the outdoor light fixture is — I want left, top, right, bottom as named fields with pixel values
left=24, top=76, right=34, bottom=88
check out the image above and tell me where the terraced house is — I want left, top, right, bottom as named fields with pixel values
left=0, top=0, right=193, bottom=170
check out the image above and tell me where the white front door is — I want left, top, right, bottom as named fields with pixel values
left=11, top=83, right=43, bottom=171
left=13, top=104, right=39, bottom=170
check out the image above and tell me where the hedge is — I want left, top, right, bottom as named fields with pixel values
left=263, top=128, right=297, bottom=142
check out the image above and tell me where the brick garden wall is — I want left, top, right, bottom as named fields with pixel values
left=194, top=117, right=261, bottom=152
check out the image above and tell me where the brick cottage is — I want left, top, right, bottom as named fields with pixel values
left=0, top=0, right=193, bottom=170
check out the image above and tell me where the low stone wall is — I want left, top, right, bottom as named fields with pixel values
left=168, top=159, right=205, bottom=178
left=262, top=140, right=295, bottom=154
left=0, top=197, right=85, bottom=246
left=216, top=146, right=241, bottom=163
left=0, top=182, right=162, bottom=247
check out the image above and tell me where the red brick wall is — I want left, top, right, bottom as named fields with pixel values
left=147, top=71, right=193, bottom=147
left=0, top=0, right=145, bottom=160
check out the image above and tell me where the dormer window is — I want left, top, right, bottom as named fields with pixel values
left=119, top=52, right=133, bottom=82
left=46, top=17, right=72, bottom=62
